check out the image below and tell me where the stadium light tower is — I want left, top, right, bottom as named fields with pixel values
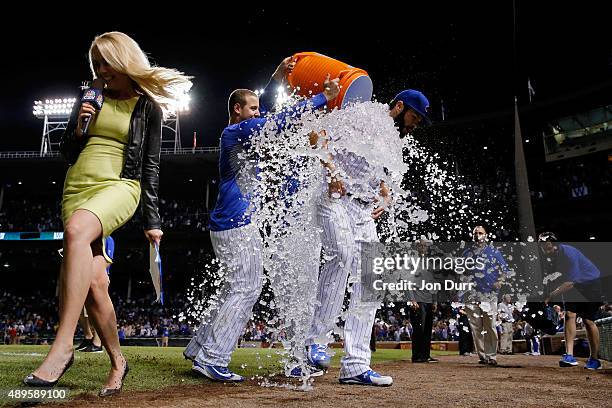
left=33, top=98, right=77, bottom=156
left=162, top=93, right=191, bottom=152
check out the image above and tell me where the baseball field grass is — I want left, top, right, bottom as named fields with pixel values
left=0, top=344, right=452, bottom=405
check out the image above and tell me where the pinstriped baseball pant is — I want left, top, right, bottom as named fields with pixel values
left=306, top=196, right=380, bottom=378
left=184, top=223, right=264, bottom=367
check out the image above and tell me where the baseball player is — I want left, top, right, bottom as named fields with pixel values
left=183, top=59, right=340, bottom=382
left=305, top=90, right=431, bottom=386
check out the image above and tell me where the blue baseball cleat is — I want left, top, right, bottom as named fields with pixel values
left=286, top=365, right=325, bottom=378
left=191, top=361, right=244, bottom=382
left=559, top=354, right=579, bottom=367
left=584, top=357, right=602, bottom=370
left=307, top=344, right=332, bottom=369
left=339, top=370, right=393, bottom=387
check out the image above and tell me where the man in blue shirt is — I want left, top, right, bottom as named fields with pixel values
left=184, top=58, right=340, bottom=383
left=461, top=225, right=510, bottom=366
left=539, top=232, right=603, bottom=370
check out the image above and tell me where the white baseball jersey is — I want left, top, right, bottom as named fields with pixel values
left=331, top=149, right=384, bottom=201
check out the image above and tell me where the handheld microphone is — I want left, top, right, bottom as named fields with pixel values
left=80, top=78, right=105, bottom=135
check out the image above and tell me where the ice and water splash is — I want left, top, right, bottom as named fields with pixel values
left=179, top=97, right=510, bottom=388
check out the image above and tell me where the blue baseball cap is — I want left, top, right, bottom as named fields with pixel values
left=392, top=89, right=431, bottom=126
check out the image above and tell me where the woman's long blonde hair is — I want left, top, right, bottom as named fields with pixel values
left=89, top=31, right=192, bottom=119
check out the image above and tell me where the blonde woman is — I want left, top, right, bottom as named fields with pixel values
left=24, top=31, right=192, bottom=396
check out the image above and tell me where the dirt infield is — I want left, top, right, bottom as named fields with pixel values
left=53, top=355, right=612, bottom=408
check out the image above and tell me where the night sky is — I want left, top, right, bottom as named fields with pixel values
left=1, top=4, right=609, bottom=150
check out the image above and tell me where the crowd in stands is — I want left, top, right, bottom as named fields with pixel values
left=0, top=199, right=62, bottom=232
left=3, top=288, right=611, bottom=349
left=372, top=301, right=612, bottom=344
left=126, top=198, right=210, bottom=233
left=242, top=319, right=275, bottom=342
left=0, top=290, right=57, bottom=344
left=372, top=303, right=461, bottom=342
left=114, top=293, right=193, bottom=340
left=0, top=196, right=210, bottom=233
left=0, top=290, right=193, bottom=344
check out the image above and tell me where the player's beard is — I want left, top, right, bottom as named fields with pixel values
left=394, top=106, right=411, bottom=136
left=393, top=106, right=415, bottom=139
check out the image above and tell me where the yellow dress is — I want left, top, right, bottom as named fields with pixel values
left=62, top=96, right=142, bottom=262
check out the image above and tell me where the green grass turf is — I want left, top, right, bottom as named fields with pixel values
left=0, top=345, right=453, bottom=404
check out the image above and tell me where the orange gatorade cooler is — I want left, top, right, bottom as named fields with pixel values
left=287, top=52, right=373, bottom=110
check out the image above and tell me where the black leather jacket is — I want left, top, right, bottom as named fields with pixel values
left=59, top=94, right=162, bottom=230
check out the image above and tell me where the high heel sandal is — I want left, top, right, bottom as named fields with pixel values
left=98, top=361, right=129, bottom=397
left=23, top=353, right=75, bottom=387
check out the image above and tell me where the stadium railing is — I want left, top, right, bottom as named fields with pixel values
left=0, top=147, right=220, bottom=159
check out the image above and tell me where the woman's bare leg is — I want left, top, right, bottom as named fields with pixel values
left=85, top=249, right=127, bottom=389
left=31, top=209, right=102, bottom=381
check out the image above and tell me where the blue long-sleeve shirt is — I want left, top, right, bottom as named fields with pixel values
left=209, top=89, right=328, bottom=232
left=462, top=243, right=510, bottom=294
left=557, top=244, right=600, bottom=283
left=260, top=79, right=301, bottom=198
left=258, top=78, right=278, bottom=116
